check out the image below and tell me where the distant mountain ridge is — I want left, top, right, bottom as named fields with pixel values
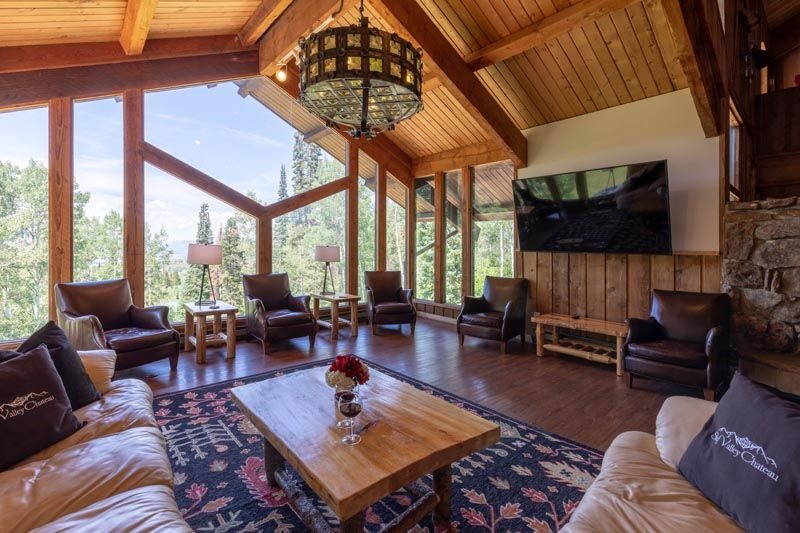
left=712, top=427, right=777, bottom=468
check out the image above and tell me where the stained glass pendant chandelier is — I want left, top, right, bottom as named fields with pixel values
left=297, top=0, right=423, bottom=139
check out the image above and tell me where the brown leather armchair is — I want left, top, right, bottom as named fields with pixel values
left=54, top=279, right=180, bottom=371
left=457, top=276, right=529, bottom=353
left=623, top=289, right=731, bottom=400
left=243, top=273, right=316, bottom=354
left=364, top=271, right=416, bottom=335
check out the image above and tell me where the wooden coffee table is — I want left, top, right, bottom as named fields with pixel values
left=231, top=368, right=500, bottom=532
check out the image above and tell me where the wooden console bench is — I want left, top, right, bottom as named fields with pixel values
left=532, top=313, right=628, bottom=376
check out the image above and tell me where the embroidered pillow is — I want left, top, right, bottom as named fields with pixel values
left=0, top=345, right=84, bottom=470
left=679, top=372, right=800, bottom=533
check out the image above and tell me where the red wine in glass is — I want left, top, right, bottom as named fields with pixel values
left=335, top=390, right=356, bottom=429
left=338, top=392, right=362, bottom=445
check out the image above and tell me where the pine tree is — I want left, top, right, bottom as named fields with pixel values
left=307, top=143, right=322, bottom=187
left=274, top=165, right=289, bottom=264
left=219, top=217, right=245, bottom=309
left=196, top=203, right=213, bottom=245
left=291, top=131, right=308, bottom=194
left=277, top=164, right=288, bottom=200
left=181, top=203, right=214, bottom=303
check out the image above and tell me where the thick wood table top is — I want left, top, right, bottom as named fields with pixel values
left=231, top=368, right=500, bottom=520
left=309, top=292, right=360, bottom=303
left=532, top=312, right=628, bottom=337
left=183, top=301, right=238, bottom=316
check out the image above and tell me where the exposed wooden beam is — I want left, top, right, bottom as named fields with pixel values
left=433, top=171, right=445, bottom=303
left=0, top=51, right=259, bottom=112
left=460, top=166, right=473, bottom=298
left=662, top=0, right=726, bottom=137
left=123, top=89, right=146, bottom=306
left=376, top=164, right=388, bottom=270
left=771, top=12, right=800, bottom=60
left=257, top=214, right=273, bottom=273
left=48, top=98, right=74, bottom=320
left=0, top=36, right=253, bottom=75
left=464, top=0, right=638, bottom=70
left=370, top=0, right=527, bottom=167
left=346, top=143, right=359, bottom=295
left=303, top=124, right=332, bottom=143
left=120, top=0, right=159, bottom=55
left=258, top=0, right=357, bottom=76
left=263, top=176, right=350, bottom=218
left=239, top=0, right=294, bottom=46
left=142, top=142, right=265, bottom=218
left=412, top=142, right=509, bottom=176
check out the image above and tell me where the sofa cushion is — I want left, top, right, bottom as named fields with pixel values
left=627, top=339, right=707, bottom=368
left=655, top=396, right=718, bottom=470
left=0, top=345, right=84, bottom=471
left=460, top=311, right=504, bottom=328
left=265, top=309, right=311, bottom=326
left=30, top=486, right=191, bottom=533
left=105, top=327, right=176, bottom=352
left=679, top=372, right=800, bottom=533
left=18, top=321, right=100, bottom=410
left=17, top=379, right=157, bottom=466
left=374, top=302, right=414, bottom=315
left=562, top=431, right=741, bottom=533
left=0, top=426, right=173, bottom=533
left=77, top=350, right=117, bottom=394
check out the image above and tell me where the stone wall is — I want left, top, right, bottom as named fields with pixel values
left=724, top=197, right=800, bottom=354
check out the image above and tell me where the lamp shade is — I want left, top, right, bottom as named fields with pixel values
left=314, top=245, right=340, bottom=263
left=187, top=243, right=222, bottom=265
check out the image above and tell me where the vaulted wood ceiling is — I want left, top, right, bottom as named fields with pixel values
left=0, top=0, right=692, bottom=165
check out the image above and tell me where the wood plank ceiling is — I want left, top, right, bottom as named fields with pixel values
left=0, top=0, right=689, bottom=163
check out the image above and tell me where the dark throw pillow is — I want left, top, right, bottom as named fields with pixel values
left=0, top=345, right=84, bottom=470
left=18, top=321, right=100, bottom=410
left=678, top=372, right=800, bottom=533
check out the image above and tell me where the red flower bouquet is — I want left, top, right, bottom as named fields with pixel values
left=325, top=355, right=370, bottom=389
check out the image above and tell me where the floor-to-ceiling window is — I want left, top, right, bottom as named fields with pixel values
left=386, top=173, right=407, bottom=284
left=358, top=153, right=377, bottom=298
left=414, top=177, right=435, bottom=301
left=473, top=161, right=515, bottom=294
left=444, top=169, right=463, bottom=305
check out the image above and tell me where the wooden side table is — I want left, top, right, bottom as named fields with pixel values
left=184, top=301, right=238, bottom=364
left=309, top=293, right=360, bottom=340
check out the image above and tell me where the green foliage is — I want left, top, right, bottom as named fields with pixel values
left=180, top=202, right=213, bottom=305
left=473, top=219, right=514, bottom=295
left=219, top=217, right=246, bottom=309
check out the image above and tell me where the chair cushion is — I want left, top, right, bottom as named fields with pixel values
left=265, top=309, right=311, bottom=326
left=374, top=302, right=414, bottom=315
left=627, top=339, right=707, bottom=368
left=104, top=328, right=176, bottom=353
left=460, top=311, right=504, bottom=328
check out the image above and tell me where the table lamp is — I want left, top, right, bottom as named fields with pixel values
left=314, top=245, right=340, bottom=295
left=187, top=243, right=222, bottom=307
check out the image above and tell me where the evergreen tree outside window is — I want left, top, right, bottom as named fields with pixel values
left=386, top=173, right=407, bottom=285
left=358, top=152, right=377, bottom=299
left=414, top=177, right=435, bottom=301
left=472, top=161, right=515, bottom=294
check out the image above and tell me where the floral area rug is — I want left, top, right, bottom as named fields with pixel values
left=154, top=358, right=602, bottom=532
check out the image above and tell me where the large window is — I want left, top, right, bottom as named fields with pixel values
left=444, top=170, right=462, bottom=305
left=73, top=96, right=124, bottom=282
left=473, top=161, right=515, bottom=294
left=0, top=106, right=49, bottom=340
left=358, top=153, right=377, bottom=298
left=386, top=173, right=407, bottom=284
left=414, top=177, right=435, bottom=301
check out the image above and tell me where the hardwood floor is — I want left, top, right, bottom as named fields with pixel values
left=117, top=318, right=703, bottom=451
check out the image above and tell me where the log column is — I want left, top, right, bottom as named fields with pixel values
left=48, top=97, right=74, bottom=320
left=433, top=171, right=445, bottom=303
left=376, top=164, right=387, bottom=271
left=123, top=88, right=145, bottom=305
left=346, top=142, right=359, bottom=295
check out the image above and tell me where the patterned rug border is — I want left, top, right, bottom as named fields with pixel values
left=154, top=356, right=603, bottom=455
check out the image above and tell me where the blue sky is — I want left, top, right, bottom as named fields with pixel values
left=0, top=79, right=315, bottom=242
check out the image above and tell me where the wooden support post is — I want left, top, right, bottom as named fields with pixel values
left=48, top=97, right=73, bottom=320
left=406, top=183, right=416, bottom=291
left=461, top=166, right=473, bottom=298
left=433, top=171, right=445, bottom=303
left=257, top=214, right=272, bottom=274
left=123, top=88, right=145, bottom=305
left=346, top=142, right=359, bottom=295
left=376, top=164, right=387, bottom=271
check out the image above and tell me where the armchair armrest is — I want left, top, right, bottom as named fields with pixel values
left=245, top=296, right=266, bottom=317
left=705, top=326, right=729, bottom=388
left=60, top=313, right=106, bottom=351
left=399, top=289, right=413, bottom=305
left=288, top=294, right=311, bottom=313
left=625, top=317, right=662, bottom=344
left=130, top=305, right=171, bottom=330
left=458, top=296, right=488, bottom=321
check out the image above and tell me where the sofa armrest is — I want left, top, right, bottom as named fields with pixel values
left=77, top=350, right=117, bottom=394
left=60, top=313, right=107, bottom=351
left=399, top=289, right=413, bottom=305
left=625, top=317, right=661, bottom=344
left=130, top=305, right=171, bottom=330
left=288, top=294, right=311, bottom=313
left=458, top=296, right=488, bottom=322
left=655, top=396, right=717, bottom=470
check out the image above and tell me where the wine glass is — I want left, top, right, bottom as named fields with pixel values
left=337, top=391, right=363, bottom=445
left=334, top=389, right=356, bottom=429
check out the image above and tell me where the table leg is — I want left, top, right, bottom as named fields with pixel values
left=312, top=297, right=320, bottom=322
left=536, top=323, right=544, bottom=357
left=433, top=464, right=453, bottom=530
left=350, top=300, right=358, bottom=337
left=213, top=314, right=222, bottom=336
left=196, top=315, right=207, bottom=364
left=226, top=311, right=236, bottom=360
left=263, top=437, right=285, bottom=487
left=615, top=335, right=623, bottom=377
left=339, top=512, right=364, bottom=533
left=184, top=310, right=192, bottom=351
left=331, top=302, right=340, bottom=340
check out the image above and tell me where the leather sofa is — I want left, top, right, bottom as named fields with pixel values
left=563, top=396, right=742, bottom=532
left=457, top=276, right=528, bottom=353
left=0, top=350, right=190, bottom=533
left=364, top=271, right=416, bottom=335
left=243, top=273, right=316, bottom=354
left=623, top=289, right=731, bottom=401
left=54, top=279, right=180, bottom=371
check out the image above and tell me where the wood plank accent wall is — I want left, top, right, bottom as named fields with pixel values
left=123, top=89, right=145, bottom=305
left=48, top=97, right=73, bottom=320
left=520, top=252, right=722, bottom=330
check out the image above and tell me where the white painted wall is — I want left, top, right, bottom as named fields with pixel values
left=518, top=89, right=720, bottom=253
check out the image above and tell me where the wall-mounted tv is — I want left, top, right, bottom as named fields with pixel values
left=513, top=160, right=672, bottom=255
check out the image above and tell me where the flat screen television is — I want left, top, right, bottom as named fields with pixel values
left=513, top=160, right=672, bottom=255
